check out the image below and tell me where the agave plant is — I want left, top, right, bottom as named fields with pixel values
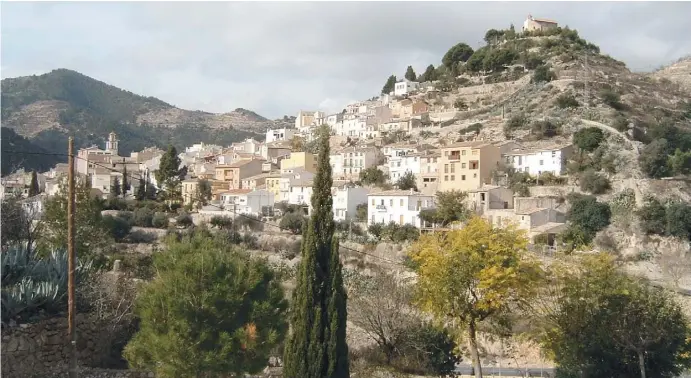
left=1, top=244, right=94, bottom=323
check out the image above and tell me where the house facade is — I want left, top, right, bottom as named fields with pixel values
left=265, top=128, right=295, bottom=144
left=437, top=141, right=501, bottom=193
left=367, top=189, right=435, bottom=228
left=503, top=145, right=573, bottom=176
left=330, top=147, right=379, bottom=181
left=214, top=159, right=264, bottom=190
left=220, top=189, right=275, bottom=216
left=280, top=152, right=318, bottom=174
left=332, top=185, right=369, bottom=222
left=388, top=153, right=421, bottom=182
left=418, top=152, right=440, bottom=196
left=393, top=80, right=420, bottom=96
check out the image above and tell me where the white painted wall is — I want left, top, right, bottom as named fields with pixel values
left=367, top=192, right=435, bottom=228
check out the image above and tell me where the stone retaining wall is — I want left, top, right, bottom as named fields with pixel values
left=1, top=314, right=131, bottom=378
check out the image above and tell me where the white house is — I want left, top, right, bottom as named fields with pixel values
left=332, top=185, right=369, bottom=222
left=220, top=189, right=275, bottom=217
left=266, top=128, right=295, bottom=143
left=336, top=117, right=368, bottom=138
left=325, top=113, right=343, bottom=127
left=367, top=189, right=435, bottom=228
left=330, top=147, right=380, bottom=181
left=381, top=143, right=419, bottom=159
left=278, top=169, right=315, bottom=203
left=503, top=144, right=574, bottom=176
left=388, top=152, right=422, bottom=182
left=288, top=181, right=313, bottom=208
left=393, top=79, right=420, bottom=97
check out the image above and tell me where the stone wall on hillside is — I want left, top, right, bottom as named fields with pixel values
left=1, top=314, right=131, bottom=378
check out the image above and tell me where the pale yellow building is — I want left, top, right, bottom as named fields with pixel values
left=437, top=141, right=501, bottom=193
left=522, top=14, right=558, bottom=32
left=265, top=173, right=283, bottom=202
left=280, top=152, right=318, bottom=174
left=215, top=159, right=264, bottom=190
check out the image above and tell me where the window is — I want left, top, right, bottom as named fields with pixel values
left=450, top=164, right=455, bottom=173
left=473, top=173, right=477, bottom=178
left=462, top=163, right=466, bottom=169
left=444, top=164, right=449, bottom=173
left=462, top=175, right=466, bottom=180
left=400, top=199, right=404, bottom=206
left=539, top=160, right=544, bottom=165
left=462, top=150, right=467, bottom=156
left=472, top=150, right=479, bottom=155
left=390, top=199, right=393, bottom=206
left=444, top=175, right=449, bottom=181
left=451, top=175, right=455, bottom=181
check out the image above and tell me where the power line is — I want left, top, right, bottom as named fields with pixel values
left=3, top=150, right=405, bottom=266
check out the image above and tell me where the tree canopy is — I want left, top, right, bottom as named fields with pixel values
left=542, top=254, right=691, bottom=378
left=404, top=66, right=416, bottom=81
left=410, top=216, right=543, bottom=378
left=381, top=75, right=397, bottom=95
left=442, top=43, right=474, bottom=71
left=124, top=232, right=288, bottom=377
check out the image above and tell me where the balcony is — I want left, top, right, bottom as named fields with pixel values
left=375, top=205, right=387, bottom=212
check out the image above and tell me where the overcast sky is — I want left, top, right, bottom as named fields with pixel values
left=2, top=2, right=690, bottom=118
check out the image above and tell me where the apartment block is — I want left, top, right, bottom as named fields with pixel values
left=437, top=141, right=501, bottom=193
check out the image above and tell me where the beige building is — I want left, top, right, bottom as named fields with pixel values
left=522, top=14, right=558, bottom=32
left=215, top=159, right=264, bottom=190
left=280, top=152, right=318, bottom=174
left=437, top=141, right=501, bottom=193
left=418, top=151, right=441, bottom=196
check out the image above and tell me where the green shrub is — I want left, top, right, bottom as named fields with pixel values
left=573, top=127, right=605, bottom=152
left=532, top=65, right=555, bottom=83
left=639, top=139, right=672, bottom=178
left=531, top=119, right=560, bottom=139
left=133, top=208, right=154, bottom=228
left=579, top=170, right=611, bottom=194
left=210, top=215, right=233, bottom=229
left=175, top=213, right=193, bottom=228
left=556, top=94, right=579, bottom=109
left=279, top=212, right=306, bottom=235
left=600, top=89, right=624, bottom=110
left=567, top=194, right=611, bottom=236
left=103, top=214, right=132, bottom=242
left=152, top=212, right=169, bottom=229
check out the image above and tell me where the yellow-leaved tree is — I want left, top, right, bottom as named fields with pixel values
left=409, top=216, right=543, bottom=378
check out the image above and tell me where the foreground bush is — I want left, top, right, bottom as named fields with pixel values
left=124, top=233, right=288, bottom=377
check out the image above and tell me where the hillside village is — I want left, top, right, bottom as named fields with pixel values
left=3, top=15, right=691, bottom=378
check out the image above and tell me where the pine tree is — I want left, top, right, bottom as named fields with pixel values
left=122, top=165, right=129, bottom=198
left=405, top=65, right=417, bottom=81
left=156, top=145, right=182, bottom=190
left=283, top=125, right=349, bottom=378
left=111, top=177, right=122, bottom=197
left=381, top=75, right=397, bottom=95
left=28, top=171, right=39, bottom=197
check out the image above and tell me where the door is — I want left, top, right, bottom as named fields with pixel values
left=400, top=215, right=404, bottom=225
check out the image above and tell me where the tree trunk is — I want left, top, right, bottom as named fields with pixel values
left=468, top=320, right=483, bottom=378
left=638, top=350, right=647, bottom=378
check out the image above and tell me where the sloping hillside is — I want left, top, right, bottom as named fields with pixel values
left=1, top=69, right=292, bottom=171
left=651, top=56, right=691, bottom=94
left=1, top=127, right=55, bottom=176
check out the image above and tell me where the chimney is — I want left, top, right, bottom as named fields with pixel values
left=410, top=188, right=414, bottom=195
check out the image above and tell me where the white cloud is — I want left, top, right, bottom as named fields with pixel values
left=2, top=2, right=690, bottom=118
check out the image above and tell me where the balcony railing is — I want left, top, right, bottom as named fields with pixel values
left=375, top=205, right=387, bottom=212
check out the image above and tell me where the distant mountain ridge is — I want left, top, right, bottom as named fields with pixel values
left=1, top=69, right=292, bottom=173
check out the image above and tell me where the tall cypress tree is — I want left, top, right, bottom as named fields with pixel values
left=283, top=125, right=349, bottom=378
left=28, top=171, right=39, bottom=197
left=136, top=175, right=146, bottom=201
left=122, top=164, right=129, bottom=198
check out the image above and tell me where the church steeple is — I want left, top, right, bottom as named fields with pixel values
left=106, top=131, right=119, bottom=155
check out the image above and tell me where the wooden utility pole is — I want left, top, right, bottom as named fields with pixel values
left=67, top=137, right=78, bottom=378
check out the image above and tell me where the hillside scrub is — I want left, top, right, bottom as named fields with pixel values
left=556, top=93, right=579, bottom=109
left=638, top=196, right=691, bottom=241
left=579, top=169, right=611, bottom=195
